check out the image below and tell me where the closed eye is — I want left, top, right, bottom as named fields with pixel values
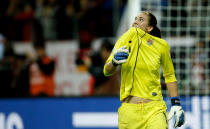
left=139, top=17, right=144, bottom=22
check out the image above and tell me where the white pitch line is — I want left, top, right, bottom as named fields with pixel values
left=72, top=112, right=118, bottom=127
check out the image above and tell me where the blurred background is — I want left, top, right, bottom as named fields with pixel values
left=0, top=0, right=209, bottom=129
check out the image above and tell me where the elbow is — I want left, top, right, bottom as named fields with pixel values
left=164, top=74, right=177, bottom=83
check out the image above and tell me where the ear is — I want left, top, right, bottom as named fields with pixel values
left=147, top=26, right=154, bottom=33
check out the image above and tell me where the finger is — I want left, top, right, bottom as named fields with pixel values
left=119, top=45, right=127, bottom=49
left=114, top=53, right=129, bottom=60
left=118, top=59, right=127, bottom=64
left=112, top=58, right=127, bottom=64
left=117, top=49, right=129, bottom=53
left=174, top=114, right=179, bottom=128
left=118, top=53, right=129, bottom=57
left=168, top=111, right=174, bottom=120
left=115, top=56, right=127, bottom=60
left=177, top=111, right=185, bottom=127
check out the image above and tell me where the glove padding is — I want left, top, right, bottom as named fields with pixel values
left=112, top=46, right=129, bottom=66
left=168, top=106, right=185, bottom=128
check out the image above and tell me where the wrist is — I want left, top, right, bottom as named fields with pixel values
left=112, top=59, right=118, bottom=67
left=171, top=96, right=181, bottom=106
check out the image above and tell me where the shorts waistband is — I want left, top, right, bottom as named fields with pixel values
left=122, top=96, right=153, bottom=104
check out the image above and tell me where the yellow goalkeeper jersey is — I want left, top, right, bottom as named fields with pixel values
left=104, top=27, right=177, bottom=101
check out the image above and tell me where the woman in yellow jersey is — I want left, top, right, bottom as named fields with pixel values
left=104, top=11, right=185, bottom=129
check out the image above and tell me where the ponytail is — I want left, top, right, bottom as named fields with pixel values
left=150, top=26, right=161, bottom=38
left=142, top=11, right=162, bottom=38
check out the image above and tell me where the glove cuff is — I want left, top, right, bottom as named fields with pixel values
left=171, top=96, right=181, bottom=106
left=112, top=59, right=118, bottom=66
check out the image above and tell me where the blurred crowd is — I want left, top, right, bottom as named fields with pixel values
left=0, top=35, right=121, bottom=97
left=0, top=0, right=127, bottom=97
left=0, top=0, right=127, bottom=42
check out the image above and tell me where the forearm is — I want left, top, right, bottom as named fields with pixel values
left=104, top=61, right=118, bottom=76
left=166, top=81, right=179, bottom=97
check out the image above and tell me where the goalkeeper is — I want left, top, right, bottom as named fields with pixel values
left=104, top=11, right=185, bottom=129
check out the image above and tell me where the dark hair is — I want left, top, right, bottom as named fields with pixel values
left=142, top=11, right=161, bottom=38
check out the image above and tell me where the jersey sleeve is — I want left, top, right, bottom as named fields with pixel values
left=160, top=42, right=177, bottom=83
